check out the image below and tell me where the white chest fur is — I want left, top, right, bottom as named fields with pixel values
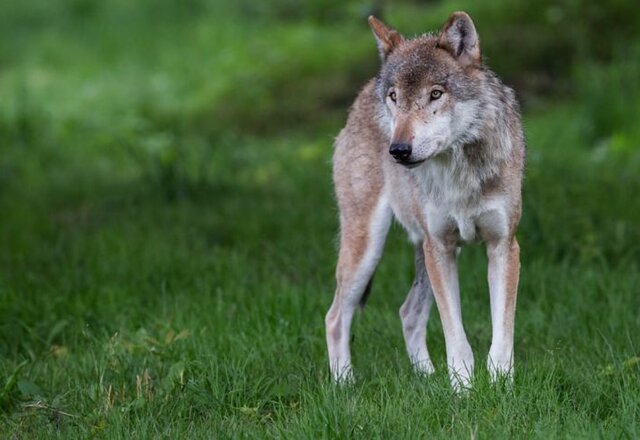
left=385, top=155, right=510, bottom=246
left=423, top=198, right=509, bottom=246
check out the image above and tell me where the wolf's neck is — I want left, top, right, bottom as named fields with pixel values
left=420, top=133, right=509, bottom=205
left=459, top=137, right=506, bottom=184
left=459, top=98, right=514, bottom=181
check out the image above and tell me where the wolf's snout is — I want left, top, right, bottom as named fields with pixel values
left=389, top=143, right=412, bottom=161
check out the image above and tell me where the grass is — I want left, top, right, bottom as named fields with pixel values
left=1, top=0, right=639, bottom=438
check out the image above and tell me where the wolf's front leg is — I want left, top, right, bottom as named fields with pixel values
left=422, top=238, right=474, bottom=391
left=486, top=237, right=520, bottom=381
left=325, top=196, right=392, bottom=383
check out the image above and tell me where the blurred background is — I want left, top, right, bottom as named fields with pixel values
left=1, top=0, right=639, bottom=436
left=2, top=0, right=640, bottom=258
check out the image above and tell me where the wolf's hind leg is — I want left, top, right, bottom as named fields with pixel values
left=325, top=196, right=391, bottom=383
left=400, top=243, right=435, bottom=375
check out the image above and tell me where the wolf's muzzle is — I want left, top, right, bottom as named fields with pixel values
left=389, top=142, right=412, bottom=161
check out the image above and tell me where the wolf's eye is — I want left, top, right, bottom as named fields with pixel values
left=430, top=90, right=443, bottom=100
left=388, top=90, right=397, bottom=103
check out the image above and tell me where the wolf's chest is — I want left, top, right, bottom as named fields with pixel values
left=388, top=180, right=509, bottom=248
left=423, top=192, right=512, bottom=249
left=386, top=157, right=509, bottom=245
left=425, top=205, right=481, bottom=244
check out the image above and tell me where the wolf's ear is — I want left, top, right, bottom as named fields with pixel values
left=437, top=11, right=481, bottom=67
left=368, top=16, right=404, bottom=61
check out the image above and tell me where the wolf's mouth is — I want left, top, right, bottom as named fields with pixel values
left=396, top=159, right=426, bottom=168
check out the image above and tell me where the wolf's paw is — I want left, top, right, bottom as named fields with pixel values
left=487, top=349, right=514, bottom=383
left=412, top=357, right=435, bottom=376
left=331, top=365, right=355, bottom=385
left=449, top=370, right=473, bottom=393
left=448, top=349, right=474, bottom=392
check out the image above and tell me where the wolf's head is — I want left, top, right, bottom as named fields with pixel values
left=370, top=12, right=487, bottom=167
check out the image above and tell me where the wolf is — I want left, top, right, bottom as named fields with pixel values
left=325, top=11, right=525, bottom=390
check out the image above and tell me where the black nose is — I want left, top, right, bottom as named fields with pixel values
left=389, top=143, right=412, bottom=161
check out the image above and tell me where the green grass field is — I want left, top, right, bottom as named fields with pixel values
left=1, top=1, right=639, bottom=438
